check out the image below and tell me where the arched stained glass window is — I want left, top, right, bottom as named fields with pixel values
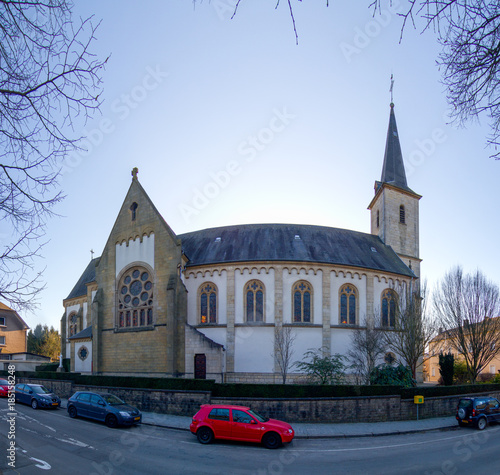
left=381, top=289, right=397, bottom=328
left=292, top=281, right=312, bottom=323
left=69, top=313, right=78, bottom=337
left=199, top=283, right=217, bottom=324
left=339, top=284, right=357, bottom=325
left=117, top=266, right=153, bottom=329
left=245, top=280, right=265, bottom=322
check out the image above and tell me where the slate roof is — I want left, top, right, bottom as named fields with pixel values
left=69, top=326, right=93, bottom=340
left=178, top=223, right=415, bottom=277
left=65, top=258, right=99, bottom=300
left=380, top=103, right=416, bottom=194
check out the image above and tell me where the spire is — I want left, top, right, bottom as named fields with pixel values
left=380, top=102, right=408, bottom=190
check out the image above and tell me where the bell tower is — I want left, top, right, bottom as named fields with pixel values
left=368, top=102, right=422, bottom=278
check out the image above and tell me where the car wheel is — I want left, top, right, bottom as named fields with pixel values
left=31, top=399, right=38, bottom=410
left=457, top=408, right=467, bottom=420
left=262, top=432, right=282, bottom=449
left=196, top=427, right=214, bottom=444
left=68, top=406, right=77, bottom=418
left=477, top=417, right=487, bottom=430
left=106, top=414, right=118, bottom=428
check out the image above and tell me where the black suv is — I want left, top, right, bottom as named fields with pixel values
left=456, top=396, right=500, bottom=430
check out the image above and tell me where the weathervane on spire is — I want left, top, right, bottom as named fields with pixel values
left=390, top=74, right=394, bottom=105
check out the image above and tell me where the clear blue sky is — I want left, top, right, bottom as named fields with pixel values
left=22, top=1, right=500, bottom=330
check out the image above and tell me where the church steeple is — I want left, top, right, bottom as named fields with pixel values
left=368, top=98, right=422, bottom=279
left=380, top=103, right=409, bottom=190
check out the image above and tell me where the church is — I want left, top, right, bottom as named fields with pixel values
left=61, top=102, right=422, bottom=383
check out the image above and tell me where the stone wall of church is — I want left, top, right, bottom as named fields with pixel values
left=93, top=178, right=187, bottom=376
left=184, top=262, right=412, bottom=380
left=370, top=185, right=421, bottom=279
left=184, top=325, right=225, bottom=383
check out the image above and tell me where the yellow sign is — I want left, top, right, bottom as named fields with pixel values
left=414, top=395, right=424, bottom=404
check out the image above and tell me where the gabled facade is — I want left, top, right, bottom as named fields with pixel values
left=0, top=302, right=29, bottom=354
left=62, top=103, right=422, bottom=383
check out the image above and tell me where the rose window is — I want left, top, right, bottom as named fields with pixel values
left=118, top=267, right=153, bottom=328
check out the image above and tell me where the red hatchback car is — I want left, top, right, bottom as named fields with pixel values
left=190, top=404, right=294, bottom=449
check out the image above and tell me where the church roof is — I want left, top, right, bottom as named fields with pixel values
left=69, top=326, right=93, bottom=340
left=65, top=258, right=99, bottom=300
left=178, top=223, right=415, bottom=277
left=380, top=103, right=415, bottom=194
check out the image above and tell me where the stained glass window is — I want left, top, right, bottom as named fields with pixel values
left=339, top=284, right=357, bottom=325
left=199, top=283, right=217, bottom=324
left=245, top=280, right=265, bottom=322
left=381, top=289, right=397, bottom=328
left=117, top=266, right=153, bottom=329
left=69, top=313, right=78, bottom=336
left=292, top=281, right=313, bottom=323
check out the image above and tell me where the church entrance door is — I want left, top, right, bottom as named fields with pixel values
left=194, top=354, right=206, bottom=379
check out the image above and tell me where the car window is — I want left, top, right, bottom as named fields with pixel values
left=0, top=379, right=9, bottom=385
left=247, top=409, right=269, bottom=423
left=90, top=394, right=103, bottom=405
left=232, top=409, right=254, bottom=424
left=476, top=399, right=488, bottom=410
left=77, top=393, right=91, bottom=403
left=16, top=384, right=25, bottom=392
left=31, top=386, right=51, bottom=394
left=102, top=394, right=124, bottom=405
left=208, top=408, right=230, bottom=421
left=489, top=399, right=499, bottom=409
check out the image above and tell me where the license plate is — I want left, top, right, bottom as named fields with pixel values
left=134, top=417, right=140, bottom=421
left=52, top=403, right=58, bottom=406
left=462, top=420, right=468, bottom=423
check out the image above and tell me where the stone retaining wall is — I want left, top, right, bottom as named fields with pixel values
left=18, top=378, right=500, bottom=422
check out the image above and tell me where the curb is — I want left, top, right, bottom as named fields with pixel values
left=140, top=420, right=459, bottom=439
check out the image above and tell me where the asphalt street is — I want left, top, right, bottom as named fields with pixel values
left=1, top=398, right=500, bottom=474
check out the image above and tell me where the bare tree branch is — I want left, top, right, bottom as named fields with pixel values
left=433, top=267, right=500, bottom=383
left=0, top=0, right=107, bottom=310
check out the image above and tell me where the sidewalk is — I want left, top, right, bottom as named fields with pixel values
left=139, top=412, right=458, bottom=439
left=60, top=399, right=458, bottom=438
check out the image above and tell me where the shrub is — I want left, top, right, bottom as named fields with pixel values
left=369, top=364, right=415, bottom=388
left=438, top=352, right=454, bottom=386
left=453, top=360, right=470, bottom=385
left=294, top=349, right=346, bottom=385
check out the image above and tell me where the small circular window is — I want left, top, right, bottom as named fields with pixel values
left=78, top=346, right=89, bottom=361
left=117, top=266, right=154, bottom=328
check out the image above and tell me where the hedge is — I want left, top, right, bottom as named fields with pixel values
left=1, top=369, right=499, bottom=399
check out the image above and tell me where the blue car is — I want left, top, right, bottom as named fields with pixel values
left=15, top=383, right=61, bottom=409
left=67, top=391, right=142, bottom=428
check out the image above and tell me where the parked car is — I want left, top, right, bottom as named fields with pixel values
left=456, top=396, right=500, bottom=430
left=0, top=379, right=9, bottom=397
left=190, top=404, right=294, bottom=449
left=14, top=383, right=61, bottom=409
left=67, top=391, right=142, bottom=428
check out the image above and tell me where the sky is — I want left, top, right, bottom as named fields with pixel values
left=16, top=0, right=500, bottom=330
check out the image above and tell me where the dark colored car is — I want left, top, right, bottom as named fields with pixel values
left=14, top=383, right=61, bottom=409
left=0, top=379, right=9, bottom=397
left=67, top=391, right=142, bottom=428
left=190, top=404, right=294, bottom=449
left=456, top=396, right=500, bottom=430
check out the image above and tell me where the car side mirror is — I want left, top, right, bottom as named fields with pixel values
left=98, top=401, right=105, bottom=406
left=251, top=420, right=258, bottom=424
left=29, top=390, right=33, bottom=394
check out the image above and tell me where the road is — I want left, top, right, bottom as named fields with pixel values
left=1, top=398, right=500, bottom=474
